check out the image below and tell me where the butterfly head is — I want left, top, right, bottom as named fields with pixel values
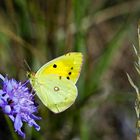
left=27, top=72, right=36, bottom=85
left=27, top=71, right=35, bottom=78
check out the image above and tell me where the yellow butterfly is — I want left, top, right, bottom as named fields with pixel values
left=28, top=52, right=83, bottom=113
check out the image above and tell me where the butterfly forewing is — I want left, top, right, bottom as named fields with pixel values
left=36, top=52, right=83, bottom=84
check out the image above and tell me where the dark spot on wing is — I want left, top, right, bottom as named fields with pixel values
left=67, top=76, right=70, bottom=80
left=53, top=64, right=57, bottom=68
left=68, top=72, right=71, bottom=75
left=71, top=67, right=73, bottom=70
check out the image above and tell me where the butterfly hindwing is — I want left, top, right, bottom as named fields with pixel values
left=36, top=52, right=83, bottom=84
left=33, top=74, right=77, bottom=113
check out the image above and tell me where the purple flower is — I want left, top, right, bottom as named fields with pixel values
left=0, top=74, right=41, bottom=138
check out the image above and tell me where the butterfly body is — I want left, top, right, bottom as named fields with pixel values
left=29, top=52, right=83, bottom=113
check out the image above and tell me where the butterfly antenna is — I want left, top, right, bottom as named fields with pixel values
left=24, top=59, right=32, bottom=72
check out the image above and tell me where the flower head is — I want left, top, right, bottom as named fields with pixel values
left=0, top=74, right=41, bottom=138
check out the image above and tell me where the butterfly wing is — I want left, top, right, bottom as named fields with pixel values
left=33, top=74, right=77, bottom=113
left=36, top=52, right=83, bottom=84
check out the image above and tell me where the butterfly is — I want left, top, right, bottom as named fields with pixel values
left=28, top=52, right=83, bottom=113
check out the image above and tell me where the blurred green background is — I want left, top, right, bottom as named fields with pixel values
left=0, top=0, right=140, bottom=140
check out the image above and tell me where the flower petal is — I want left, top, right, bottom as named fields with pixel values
left=4, top=105, right=11, bottom=114
left=0, top=74, right=5, bottom=81
left=28, top=119, right=40, bottom=131
left=14, top=114, right=25, bottom=138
